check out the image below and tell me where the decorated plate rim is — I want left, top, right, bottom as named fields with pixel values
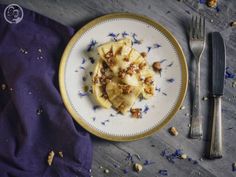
left=59, top=12, right=188, bottom=142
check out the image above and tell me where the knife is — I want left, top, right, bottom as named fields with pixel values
left=209, top=32, right=226, bottom=159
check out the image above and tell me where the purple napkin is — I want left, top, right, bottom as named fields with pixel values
left=0, top=4, right=92, bottom=177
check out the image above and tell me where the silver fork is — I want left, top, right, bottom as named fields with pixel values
left=189, top=15, right=206, bottom=139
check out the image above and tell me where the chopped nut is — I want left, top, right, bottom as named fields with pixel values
left=126, top=64, right=136, bottom=76
left=118, top=68, right=126, bottom=79
left=47, top=151, right=55, bottom=166
left=104, top=169, right=109, bottom=173
left=181, top=154, right=188, bottom=159
left=207, top=0, right=217, bottom=8
left=139, top=62, right=147, bottom=70
left=144, top=76, right=153, bottom=85
left=140, top=52, right=147, bottom=58
left=144, top=87, right=154, bottom=95
left=1, top=84, right=6, bottom=90
left=121, top=85, right=132, bottom=94
left=152, top=61, right=162, bottom=72
left=133, top=163, right=143, bottom=172
left=123, top=57, right=129, bottom=62
left=130, top=108, right=142, bottom=118
left=232, top=81, right=236, bottom=88
left=93, top=74, right=99, bottom=84
left=58, top=151, right=63, bottom=158
left=230, top=21, right=236, bottom=27
left=104, top=50, right=113, bottom=59
left=169, top=127, right=178, bottom=136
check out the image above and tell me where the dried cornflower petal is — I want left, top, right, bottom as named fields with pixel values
left=207, top=0, right=217, bottom=7
left=169, top=127, right=178, bottom=136
left=47, top=151, right=55, bottom=166
left=133, top=163, right=143, bottom=172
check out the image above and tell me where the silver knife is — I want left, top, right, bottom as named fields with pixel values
left=209, top=32, right=226, bottom=159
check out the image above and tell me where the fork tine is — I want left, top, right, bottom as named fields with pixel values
left=190, top=16, right=194, bottom=39
left=194, top=16, right=198, bottom=39
left=202, top=17, right=206, bottom=38
left=198, top=16, right=202, bottom=39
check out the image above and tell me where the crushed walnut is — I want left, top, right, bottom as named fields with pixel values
left=118, top=68, right=126, bottom=79
left=207, top=0, right=217, bottom=8
left=144, top=76, right=153, bottom=85
left=140, top=52, right=147, bottom=58
left=104, top=50, right=116, bottom=67
left=126, top=63, right=136, bottom=76
left=130, top=108, right=142, bottom=118
left=169, top=127, right=178, bottom=136
left=104, top=50, right=113, bottom=59
left=152, top=61, right=162, bottom=73
left=123, top=57, right=129, bottom=62
left=144, top=87, right=153, bottom=95
left=133, top=163, right=143, bottom=172
left=120, top=85, right=132, bottom=94
left=47, top=150, right=55, bottom=166
left=139, top=62, right=147, bottom=70
left=93, top=74, right=99, bottom=84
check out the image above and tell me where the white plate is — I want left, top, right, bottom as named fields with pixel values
left=59, top=13, right=188, bottom=141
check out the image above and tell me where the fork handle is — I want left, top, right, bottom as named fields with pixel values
left=190, top=61, right=203, bottom=139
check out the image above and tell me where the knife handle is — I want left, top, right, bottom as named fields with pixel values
left=209, top=96, right=223, bottom=159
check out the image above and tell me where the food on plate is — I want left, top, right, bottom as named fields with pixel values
left=152, top=61, right=162, bottom=73
left=92, top=38, right=156, bottom=114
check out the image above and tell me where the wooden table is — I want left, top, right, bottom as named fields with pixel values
left=1, top=0, right=235, bottom=176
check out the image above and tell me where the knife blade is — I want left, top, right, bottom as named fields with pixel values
left=209, top=32, right=226, bottom=159
left=212, top=32, right=226, bottom=96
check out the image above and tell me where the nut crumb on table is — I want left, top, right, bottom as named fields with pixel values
left=47, top=150, right=55, bottom=166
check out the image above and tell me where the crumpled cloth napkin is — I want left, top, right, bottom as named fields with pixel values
left=0, top=4, right=92, bottom=177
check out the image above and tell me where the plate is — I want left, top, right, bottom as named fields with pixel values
left=59, top=13, right=188, bottom=141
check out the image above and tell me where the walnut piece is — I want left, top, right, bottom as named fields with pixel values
left=121, top=85, right=132, bottom=94
left=47, top=150, right=55, bottom=166
left=140, top=52, right=147, bottom=58
left=152, top=61, right=162, bottom=72
left=207, top=0, right=217, bottom=7
left=139, top=62, right=146, bottom=70
left=118, top=68, right=126, bottom=79
left=144, top=76, right=153, bottom=85
left=133, top=163, right=143, bottom=172
left=144, top=87, right=154, bottom=95
left=130, top=108, right=142, bottom=118
left=169, top=127, right=178, bottom=136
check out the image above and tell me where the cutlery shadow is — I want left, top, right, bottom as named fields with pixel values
left=203, top=33, right=213, bottom=158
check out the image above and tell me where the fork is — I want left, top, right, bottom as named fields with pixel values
left=189, top=15, right=206, bottom=139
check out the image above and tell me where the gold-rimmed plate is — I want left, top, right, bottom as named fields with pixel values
left=59, top=13, right=188, bottom=141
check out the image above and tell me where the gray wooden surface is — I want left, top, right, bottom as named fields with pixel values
left=1, top=0, right=235, bottom=176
